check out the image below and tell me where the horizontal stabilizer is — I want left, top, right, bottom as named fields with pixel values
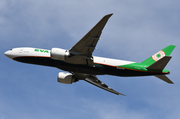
left=146, top=56, right=171, bottom=70
left=155, top=75, right=174, bottom=84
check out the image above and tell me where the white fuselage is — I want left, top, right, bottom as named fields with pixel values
left=5, top=47, right=135, bottom=67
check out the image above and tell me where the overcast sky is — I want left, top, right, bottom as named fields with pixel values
left=1, top=0, right=180, bottom=119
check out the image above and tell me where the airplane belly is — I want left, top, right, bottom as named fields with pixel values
left=56, top=63, right=105, bottom=75
left=13, top=56, right=57, bottom=67
left=101, top=64, right=164, bottom=76
left=13, top=56, right=164, bottom=76
left=13, top=56, right=105, bottom=75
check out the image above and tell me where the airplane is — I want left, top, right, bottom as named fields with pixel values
left=4, top=14, right=176, bottom=96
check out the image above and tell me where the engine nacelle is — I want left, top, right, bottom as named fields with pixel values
left=57, top=72, right=77, bottom=84
left=51, top=48, right=70, bottom=60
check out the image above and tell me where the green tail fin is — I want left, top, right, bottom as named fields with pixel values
left=141, top=45, right=176, bottom=66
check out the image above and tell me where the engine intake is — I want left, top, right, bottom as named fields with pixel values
left=51, top=48, right=70, bottom=60
left=57, top=72, right=77, bottom=84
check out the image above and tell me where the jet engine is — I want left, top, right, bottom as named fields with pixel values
left=51, top=48, right=70, bottom=60
left=57, top=72, right=77, bottom=84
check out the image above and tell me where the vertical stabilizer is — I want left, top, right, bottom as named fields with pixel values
left=141, top=45, right=176, bottom=66
left=141, top=45, right=175, bottom=84
left=146, top=56, right=171, bottom=70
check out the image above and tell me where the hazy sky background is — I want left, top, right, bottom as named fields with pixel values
left=1, top=0, right=180, bottom=119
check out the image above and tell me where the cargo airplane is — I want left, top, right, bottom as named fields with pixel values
left=4, top=14, right=176, bottom=95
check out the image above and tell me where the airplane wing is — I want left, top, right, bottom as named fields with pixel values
left=73, top=73, right=125, bottom=96
left=66, top=14, right=113, bottom=66
left=84, top=75, right=126, bottom=96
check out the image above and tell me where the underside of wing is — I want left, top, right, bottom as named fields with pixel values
left=84, top=75, right=126, bottom=96
left=73, top=73, right=126, bottom=96
left=67, top=14, right=113, bottom=66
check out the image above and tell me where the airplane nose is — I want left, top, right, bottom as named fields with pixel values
left=4, top=50, right=13, bottom=59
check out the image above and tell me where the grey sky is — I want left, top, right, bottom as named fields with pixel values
left=1, top=0, right=180, bottom=119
